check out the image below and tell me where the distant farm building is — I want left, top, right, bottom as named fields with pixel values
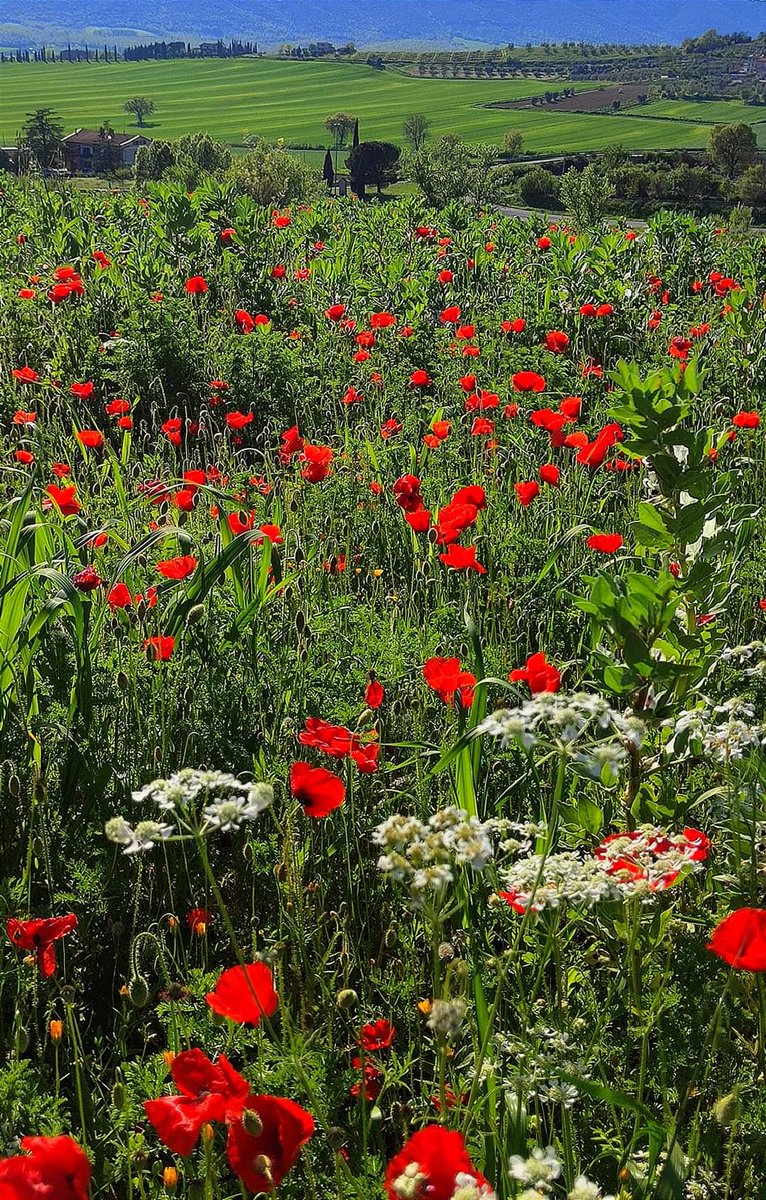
left=61, top=129, right=150, bottom=174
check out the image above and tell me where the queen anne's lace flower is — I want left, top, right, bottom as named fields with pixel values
left=508, top=1146, right=562, bottom=1188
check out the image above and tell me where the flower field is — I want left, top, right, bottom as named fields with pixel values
left=3, top=179, right=766, bottom=1199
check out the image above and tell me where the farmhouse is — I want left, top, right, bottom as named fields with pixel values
left=61, top=128, right=150, bottom=174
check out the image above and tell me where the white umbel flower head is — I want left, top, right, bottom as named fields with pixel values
left=568, top=1176, right=616, bottom=1200
left=508, top=1146, right=562, bottom=1188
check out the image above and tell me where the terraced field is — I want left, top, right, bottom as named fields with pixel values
left=0, top=57, right=726, bottom=151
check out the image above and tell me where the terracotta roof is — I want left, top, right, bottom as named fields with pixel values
left=62, top=129, right=148, bottom=146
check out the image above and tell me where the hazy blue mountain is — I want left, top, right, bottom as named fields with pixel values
left=5, top=0, right=766, bottom=48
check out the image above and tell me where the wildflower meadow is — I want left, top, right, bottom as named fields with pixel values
left=3, top=179, right=766, bottom=1199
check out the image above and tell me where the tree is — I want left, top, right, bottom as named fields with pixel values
left=228, top=144, right=321, bottom=207
left=518, top=166, right=560, bottom=207
left=502, top=129, right=524, bottom=158
left=736, top=163, right=766, bottom=205
left=402, top=112, right=431, bottom=152
left=22, top=108, right=63, bottom=168
left=323, top=148, right=335, bottom=189
left=707, top=123, right=757, bottom=178
left=324, top=113, right=358, bottom=149
left=124, top=96, right=156, bottom=127
left=346, top=140, right=400, bottom=198
left=405, top=135, right=499, bottom=210
left=559, top=164, right=613, bottom=227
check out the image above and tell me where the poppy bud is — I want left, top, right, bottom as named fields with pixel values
left=163, top=1165, right=178, bottom=1192
left=116, top=670, right=129, bottom=691
left=384, top=928, right=398, bottom=949
left=713, top=1090, right=740, bottom=1127
left=9, top=774, right=20, bottom=797
left=202, top=1123, right=215, bottom=1144
left=186, top=604, right=205, bottom=626
left=295, top=545, right=304, bottom=564
left=252, top=1155, right=273, bottom=1182
left=128, top=974, right=149, bottom=1008
left=295, top=610, right=306, bottom=634
left=154, top=746, right=162, bottom=763
left=336, top=988, right=358, bottom=1010
left=112, top=1080, right=126, bottom=1110
left=326, top=1126, right=347, bottom=1150
left=49, top=1019, right=64, bottom=1043
left=370, top=1106, right=383, bottom=1123
left=242, top=1109, right=264, bottom=1136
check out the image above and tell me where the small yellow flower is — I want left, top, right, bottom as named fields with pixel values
left=163, top=1050, right=176, bottom=1067
left=163, top=1165, right=178, bottom=1192
left=49, top=1019, right=64, bottom=1043
left=417, top=998, right=432, bottom=1016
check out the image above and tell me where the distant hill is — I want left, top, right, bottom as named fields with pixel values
left=4, top=0, right=766, bottom=49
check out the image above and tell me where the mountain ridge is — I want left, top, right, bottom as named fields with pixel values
left=4, top=0, right=766, bottom=49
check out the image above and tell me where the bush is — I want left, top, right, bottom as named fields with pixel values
left=518, top=166, right=560, bottom=206
left=227, top=145, right=322, bottom=207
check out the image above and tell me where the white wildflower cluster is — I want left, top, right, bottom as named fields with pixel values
left=509, top=1147, right=562, bottom=1190
left=105, top=817, right=174, bottom=855
left=498, top=851, right=624, bottom=913
left=390, top=1165, right=496, bottom=1200
left=451, top=1175, right=496, bottom=1200
left=499, top=821, right=548, bottom=856
left=374, top=807, right=503, bottom=901
left=427, top=997, right=468, bottom=1039
left=719, top=640, right=766, bottom=667
left=498, top=1024, right=590, bottom=1111
left=568, top=1177, right=616, bottom=1200
left=105, top=768, right=273, bottom=854
left=665, top=699, right=766, bottom=763
left=479, top=694, right=645, bottom=772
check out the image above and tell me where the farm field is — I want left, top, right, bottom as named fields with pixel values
left=0, top=57, right=723, bottom=151
left=2, top=178, right=766, bottom=1198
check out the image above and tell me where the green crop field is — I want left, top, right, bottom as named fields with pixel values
left=0, top=57, right=724, bottom=152
left=633, top=97, right=766, bottom=124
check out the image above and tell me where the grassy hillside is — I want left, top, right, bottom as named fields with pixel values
left=0, top=57, right=724, bottom=151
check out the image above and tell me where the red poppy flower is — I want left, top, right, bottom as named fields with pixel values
left=512, top=371, right=546, bottom=393
left=14, top=449, right=34, bottom=465
left=439, top=304, right=461, bottom=324
left=514, top=481, right=539, bottom=506
left=18, top=288, right=36, bottom=299
left=733, top=411, right=760, bottom=429
left=227, top=1095, right=314, bottom=1194
left=13, top=410, right=36, bottom=425
left=144, top=1049, right=250, bottom=1156
left=437, top=269, right=453, bottom=283
left=544, top=330, right=570, bottom=353
left=707, top=908, right=766, bottom=971
left=365, top=678, right=384, bottom=709
left=380, top=417, right=402, bottom=439
left=76, top=429, right=104, bottom=449
left=186, top=908, right=212, bottom=934
left=298, top=717, right=354, bottom=758
left=256, top=524, right=283, bottom=545
left=537, top=236, right=552, bottom=249
left=300, top=444, right=334, bottom=483
left=12, top=366, right=39, bottom=384
left=423, top=657, right=476, bottom=708
left=384, top=1126, right=491, bottom=1200
left=156, top=555, right=198, bottom=580
left=72, top=565, right=102, bottom=592
left=0, top=1135, right=90, bottom=1200
left=406, top=510, right=431, bottom=532
left=228, top=510, right=256, bottom=535
left=325, top=303, right=346, bottom=321
left=350, top=1060, right=383, bottom=1101
left=510, top=651, right=561, bottom=695
left=358, top=1018, right=395, bottom=1051
left=107, top=582, right=133, bottom=609
left=71, top=381, right=96, bottom=401
left=220, top=227, right=235, bottom=243
left=370, top=311, right=396, bottom=328
left=410, top=369, right=432, bottom=388
left=44, top=484, right=81, bottom=516
left=290, top=761, right=346, bottom=818
left=350, top=741, right=379, bottom=774
left=225, top=411, right=254, bottom=430
left=185, top=275, right=208, bottom=294
left=471, top=417, right=494, bottom=436
left=502, top=317, right=526, bottom=334
left=439, top=544, right=486, bottom=574
left=6, top=914, right=77, bottom=978
left=273, top=212, right=291, bottom=228
left=392, top=475, right=424, bottom=513
left=539, top=464, right=560, bottom=486
left=587, top=533, right=623, bottom=554
left=206, top=962, right=279, bottom=1025
left=105, top=398, right=131, bottom=416
left=145, top=636, right=175, bottom=661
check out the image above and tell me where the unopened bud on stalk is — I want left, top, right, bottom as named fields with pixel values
left=162, top=1165, right=178, bottom=1192
left=116, top=671, right=129, bottom=691
left=242, top=1109, right=263, bottom=1137
left=253, top=1155, right=273, bottom=1183
left=112, top=1081, right=126, bottom=1110
left=49, top=1019, right=63, bottom=1043
left=186, top=604, right=205, bottom=626
left=713, top=1090, right=740, bottom=1127
left=336, top=988, right=358, bottom=1011
left=8, top=774, right=20, bottom=798
left=128, top=974, right=149, bottom=1008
